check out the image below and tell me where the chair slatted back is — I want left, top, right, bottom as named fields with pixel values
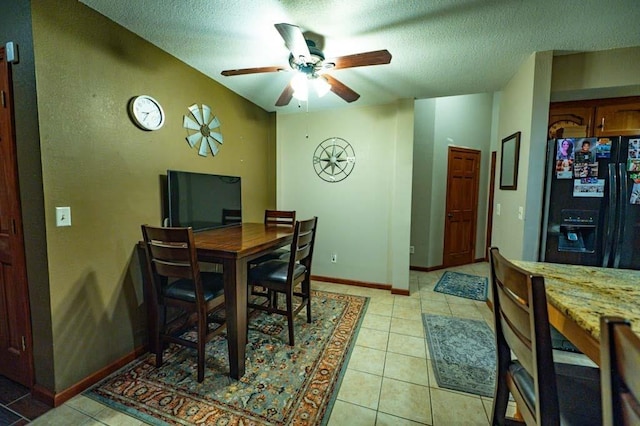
left=601, top=316, right=640, bottom=426
left=265, top=210, right=296, bottom=227
left=287, top=217, right=318, bottom=272
left=491, top=252, right=534, bottom=372
left=222, top=209, right=242, bottom=225
left=489, top=247, right=559, bottom=424
left=141, top=225, right=203, bottom=301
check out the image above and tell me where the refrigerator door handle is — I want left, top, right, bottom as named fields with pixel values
left=613, top=164, right=628, bottom=269
left=539, top=140, right=555, bottom=261
left=602, top=163, right=618, bottom=267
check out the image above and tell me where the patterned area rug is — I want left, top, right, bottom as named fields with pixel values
left=86, top=290, right=368, bottom=425
left=433, top=271, right=488, bottom=301
left=423, top=314, right=495, bottom=397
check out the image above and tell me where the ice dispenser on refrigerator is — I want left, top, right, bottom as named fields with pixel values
left=557, top=210, right=597, bottom=253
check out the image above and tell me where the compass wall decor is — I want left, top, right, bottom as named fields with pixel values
left=182, top=104, right=223, bottom=157
left=313, top=137, right=356, bottom=182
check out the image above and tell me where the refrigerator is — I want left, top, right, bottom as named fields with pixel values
left=540, top=136, right=640, bottom=270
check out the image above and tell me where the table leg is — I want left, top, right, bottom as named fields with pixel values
left=223, top=258, right=248, bottom=379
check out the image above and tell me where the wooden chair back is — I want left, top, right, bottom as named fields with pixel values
left=141, top=225, right=203, bottom=303
left=489, top=247, right=559, bottom=424
left=287, top=216, right=317, bottom=271
left=222, top=208, right=242, bottom=225
left=264, top=209, right=296, bottom=227
left=601, top=316, right=640, bottom=426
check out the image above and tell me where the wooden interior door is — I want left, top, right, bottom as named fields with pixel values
left=0, top=48, right=33, bottom=387
left=442, top=147, right=481, bottom=267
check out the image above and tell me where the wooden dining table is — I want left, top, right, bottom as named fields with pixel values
left=191, top=223, right=295, bottom=379
left=512, top=260, right=640, bottom=365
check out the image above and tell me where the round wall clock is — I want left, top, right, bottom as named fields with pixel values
left=313, top=137, right=356, bottom=183
left=128, top=95, right=165, bottom=131
left=183, top=103, right=223, bottom=157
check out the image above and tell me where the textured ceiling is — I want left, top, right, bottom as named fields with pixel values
left=80, top=0, right=640, bottom=113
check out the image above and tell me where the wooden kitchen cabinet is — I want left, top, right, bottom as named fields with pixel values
left=549, top=96, right=640, bottom=138
left=594, top=101, right=640, bottom=136
left=548, top=105, right=594, bottom=139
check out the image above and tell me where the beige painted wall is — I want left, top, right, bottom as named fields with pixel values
left=492, top=52, right=552, bottom=260
left=551, top=46, right=640, bottom=101
left=31, top=0, right=275, bottom=391
left=276, top=101, right=413, bottom=290
left=412, top=93, right=494, bottom=268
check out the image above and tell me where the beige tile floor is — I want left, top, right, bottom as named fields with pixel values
left=31, top=262, right=516, bottom=426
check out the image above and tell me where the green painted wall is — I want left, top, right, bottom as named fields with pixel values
left=28, top=0, right=275, bottom=392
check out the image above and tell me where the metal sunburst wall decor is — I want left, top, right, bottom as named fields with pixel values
left=312, top=137, right=356, bottom=183
left=182, top=104, right=223, bottom=157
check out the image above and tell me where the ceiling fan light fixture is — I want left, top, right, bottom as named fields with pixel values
left=291, top=72, right=309, bottom=101
left=222, top=23, right=390, bottom=107
left=313, top=76, right=331, bottom=97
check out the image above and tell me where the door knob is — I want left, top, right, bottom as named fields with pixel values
left=447, top=213, right=453, bottom=218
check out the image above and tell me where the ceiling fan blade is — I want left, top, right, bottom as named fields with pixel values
left=221, top=66, right=286, bottom=76
left=275, top=83, right=294, bottom=107
left=330, top=49, right=392, bottom=70
left=324, top=75, right=360, bottom=103
left=274, top=23, right=311, bottom=61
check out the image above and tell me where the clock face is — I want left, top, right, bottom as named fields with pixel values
left=129, top=95, right=165, bottom=131
left=313, top=137, right=356, bottom=183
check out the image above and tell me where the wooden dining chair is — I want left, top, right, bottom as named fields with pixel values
left=222, top=208, right=242, bottom=225
left=141, top=224, right=227, bottom=382
left=250, top=210, right=296, bottom=266
left=247, top=216, right=317, bottom=346
left=489, top=247, right=601, bottom=425
left=600, top=316, right=640, bottom=426
left=265, top=209, right=296, bottom=227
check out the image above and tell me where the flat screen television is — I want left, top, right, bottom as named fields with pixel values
left=167, top=170, right=242, bottom=231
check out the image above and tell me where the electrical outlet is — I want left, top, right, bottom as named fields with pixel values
left=409, top=246, right=415, bottom=254
left=518, top=206, right=524, bottom=220
left=496, top=203, right=501, bottom=216
left=55, top=206, right=71, bottom=227
left=331, top=253, right=337, bottom=263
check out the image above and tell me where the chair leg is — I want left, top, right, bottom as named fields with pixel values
left=491, top=370, right=511, bottom=425
left=197, top=312, right=206, bottom=382
left=155, top=306, right=166, bottom=368
left=156, top=343, right=164, bottom=368
left=303, top=280, right=312, bottom=323
left=286, top=290, right=295, bottom=346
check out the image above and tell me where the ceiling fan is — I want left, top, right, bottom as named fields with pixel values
left=221, top=23, right=392, bottom=107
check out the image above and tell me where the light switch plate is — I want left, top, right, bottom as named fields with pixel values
left=56, top=207, right=71, bottom=227
left=5, top=42, right=18, bottom=64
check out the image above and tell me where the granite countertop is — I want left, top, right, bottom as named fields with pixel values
left=512, top=261, right=640, bottom=341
